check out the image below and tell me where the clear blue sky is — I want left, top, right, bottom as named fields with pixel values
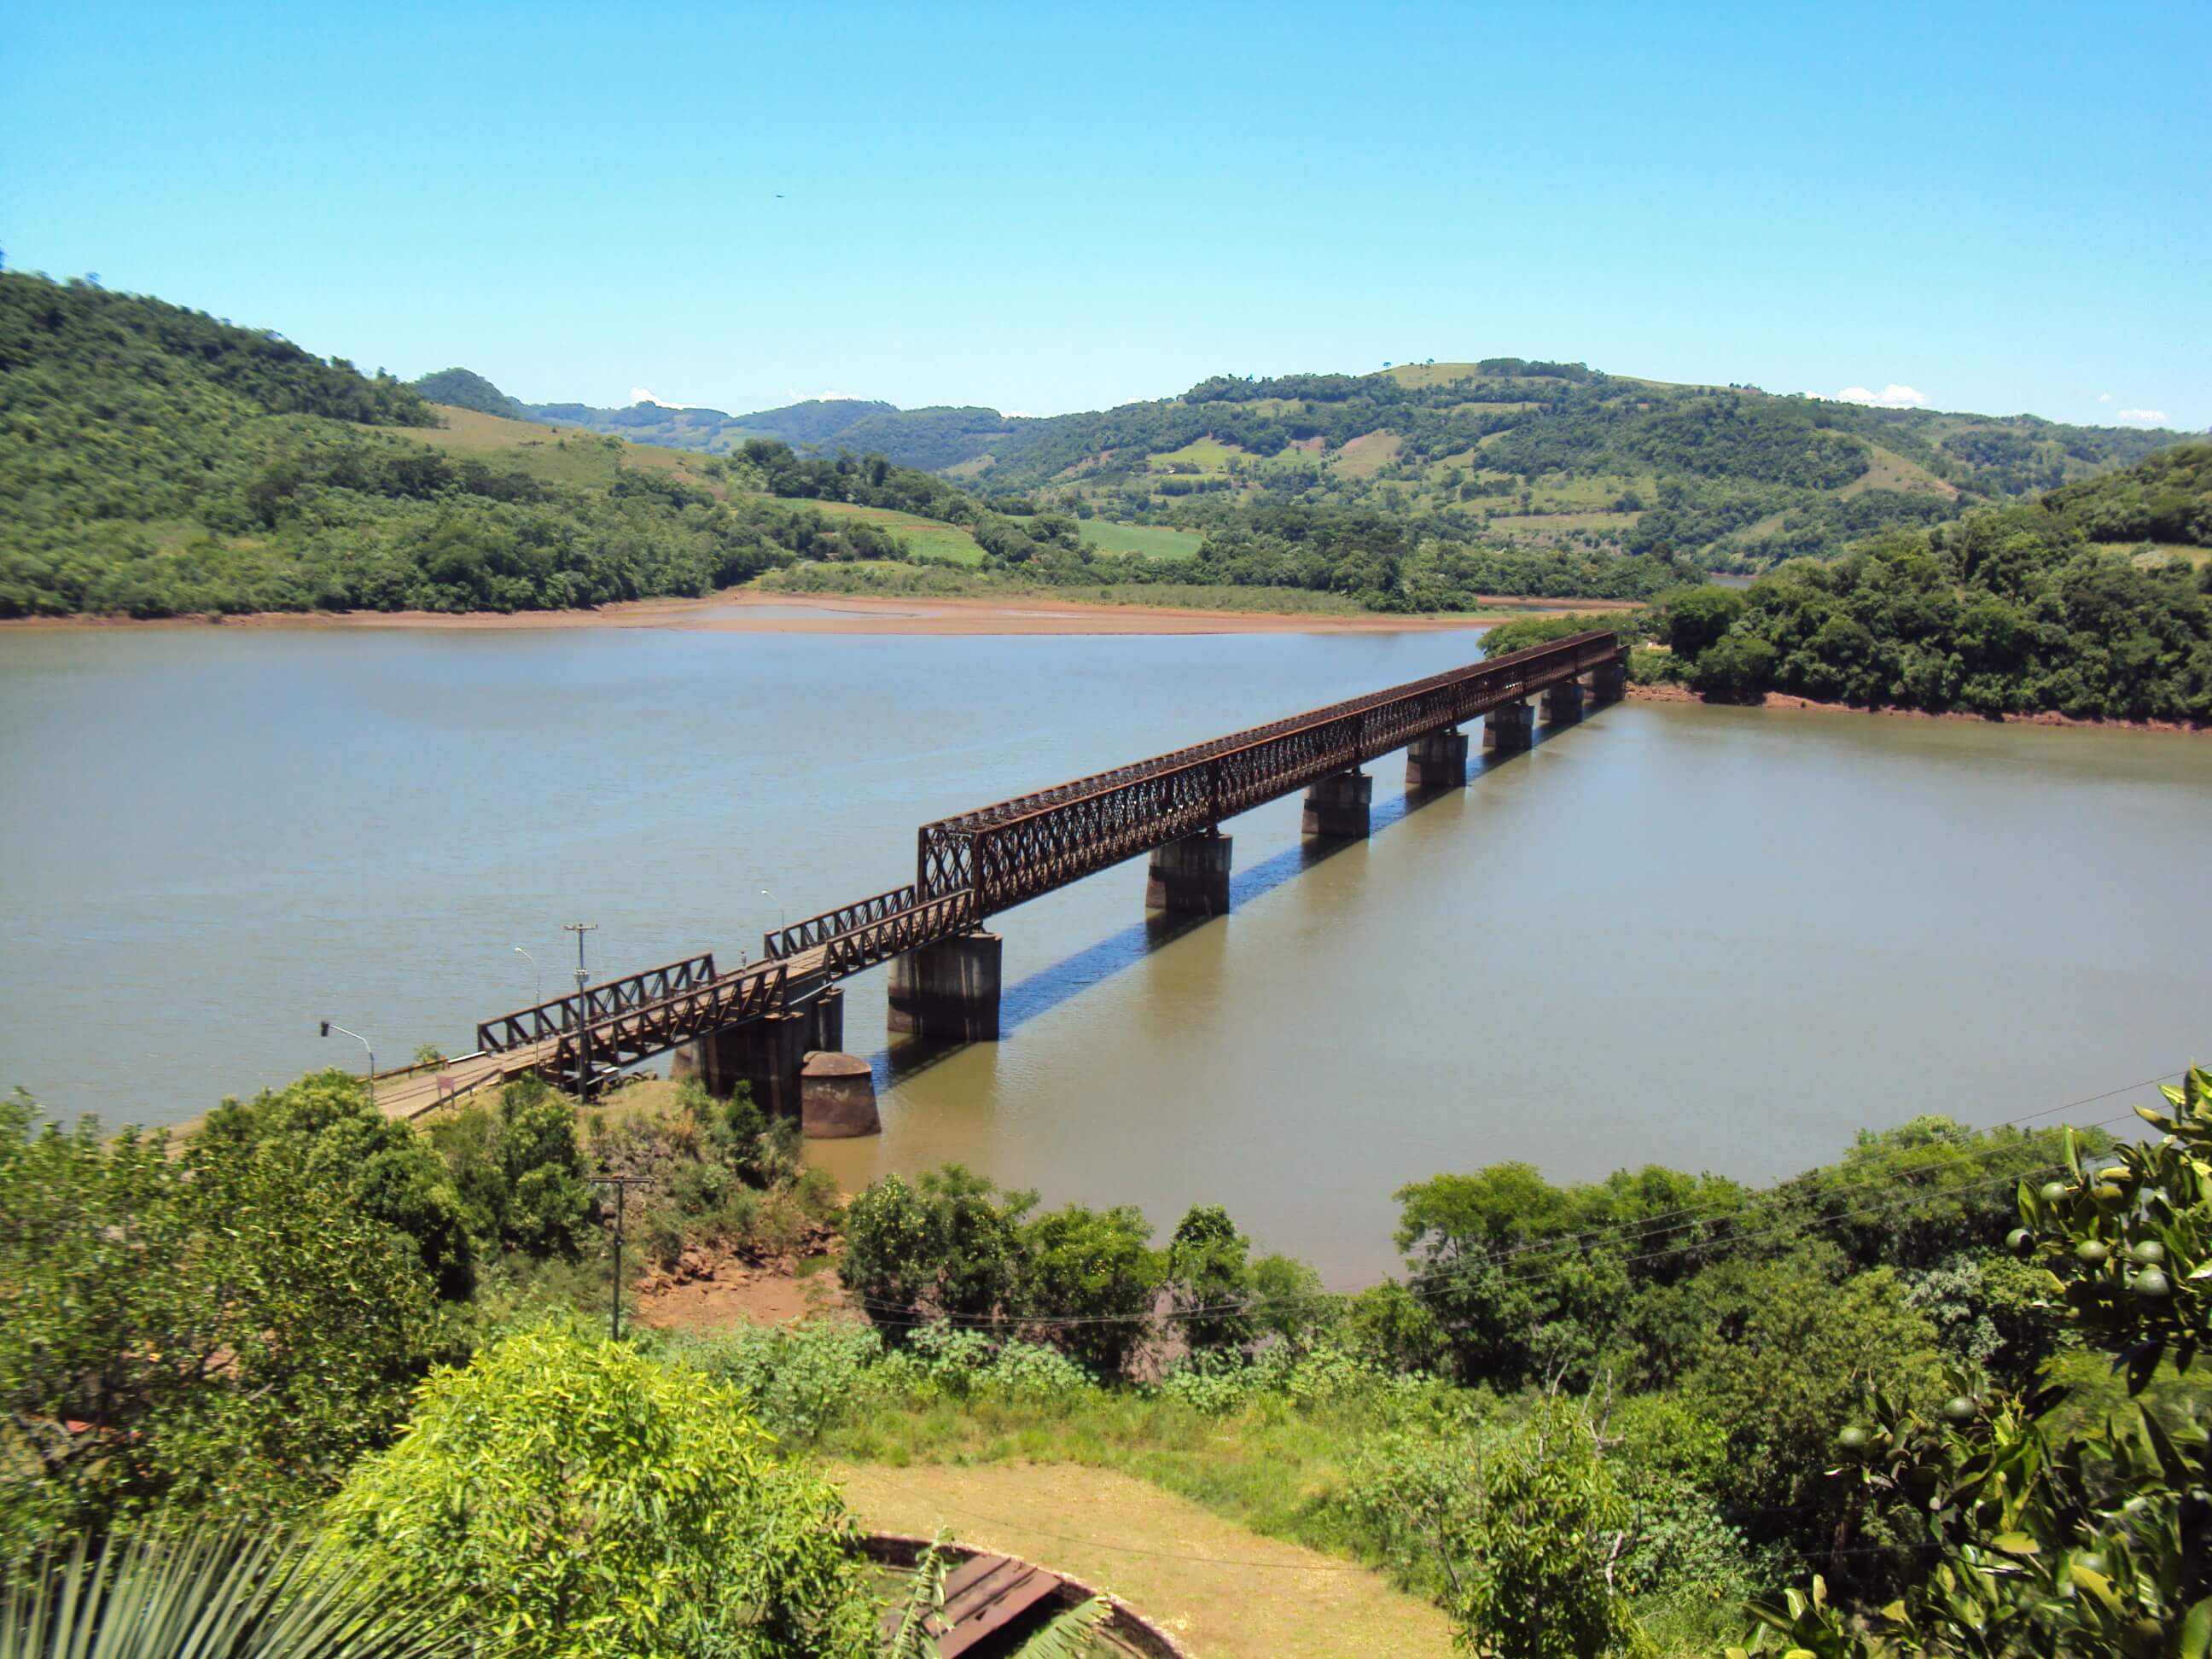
left=4, top=1, right=2205, bottom=429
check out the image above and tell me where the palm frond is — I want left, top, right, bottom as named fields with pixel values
left=0, top=1522, right=464, bottom=1659
left=1013, top=1594, right=1113, bottom=1659
left=882, top=1534, right=952, bottom=1659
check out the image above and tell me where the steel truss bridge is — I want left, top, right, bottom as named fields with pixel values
left=373, top=630, right=1623, bottom=1117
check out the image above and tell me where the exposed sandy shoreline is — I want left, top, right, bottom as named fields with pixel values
left=0, top=590, right=1628, bottom=638
left=1626, top=680, right=2207, bottom=736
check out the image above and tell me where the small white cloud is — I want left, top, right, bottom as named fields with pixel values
left=1831, top=383, right=1929, bottom=409
left=2116, top=408, right=2168, bottom=425
left=806, top=389, right=859, bottom=404
left=2098, top=393, right=2113, bottom=403
left=631, top=387, right=684, bottom=408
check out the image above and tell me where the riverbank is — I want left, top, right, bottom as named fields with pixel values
left=1625, top=679, right=2209, bottom=735
left=0, top=588, right=1633, bottom=638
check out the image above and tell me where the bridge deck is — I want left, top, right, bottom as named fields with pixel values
left=431, top=631, right=1622, bottom=1102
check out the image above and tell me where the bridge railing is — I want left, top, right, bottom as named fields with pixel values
left=822, top=888, right=980, bottom=977
left=921, top=632, right=1620, bottom=914
left=476, top=952, right=718, bottom=1053
left=549, top=961, right=789, bottom=1088
left=764, top=884, right=920, bottom=962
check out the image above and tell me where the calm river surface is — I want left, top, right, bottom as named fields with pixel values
left=3, top=623, right=2208, bottom=1282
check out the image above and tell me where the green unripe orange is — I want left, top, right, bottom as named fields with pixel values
left=2040, top=1181, right=2071, bottom=1204
left=1942, top=1395, right=1976, bottom=1423
left=2007, top=1227, right=2034, bottom=1254
left=2132, top=1241, right=2166, bottom=1265
left=2076, top=1240, right=2110, bottom=1266
left=2133, top=1269, right=2172, bottom=1300
left=1837, top=1425, right=1871, bottom=1454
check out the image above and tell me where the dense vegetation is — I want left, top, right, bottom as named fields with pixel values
left=527, top=359, right=2184, bottom=571
left=1634, top=448, right=2212, bottom=721
left=8, top=1051, right=2205, bottom=1656
left=10, top=277, right=2198, bottom=630
left=410, top=366, right=522, bottom=420
left=0, top=274, right=1083, bottom=619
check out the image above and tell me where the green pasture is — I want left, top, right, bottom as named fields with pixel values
left=771, top=498, right=986, bottom=564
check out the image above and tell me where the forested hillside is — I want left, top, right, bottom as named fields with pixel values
left=1628, top=442, right=2212, bottom=721
left=527, top=358, right=2185, bottom=571
left=0, top=276, right=1074, bottom=618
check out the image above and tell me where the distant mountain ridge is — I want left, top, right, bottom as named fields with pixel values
left=515, top=395, right=898, bottom=453
left=420, top=362, right=2192, bottom=568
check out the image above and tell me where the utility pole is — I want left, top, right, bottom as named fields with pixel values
left=564, top=921, right=598, bottom=1099
left=591, top=1173, right=655, bottom=1342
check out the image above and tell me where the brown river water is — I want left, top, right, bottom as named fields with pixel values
left=3, top=625, right=2206, bottom=1282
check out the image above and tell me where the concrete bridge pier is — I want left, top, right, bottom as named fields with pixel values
left=1301, top=770, right=1371, bottom=839
left=799, top=1051, right=881, bottom=1138
left=1542, top=679, right=1586, bottom=724
left=1484, top=700, right=1534, bottom=752
left=807, top=985, right=845, bottom=1053
left=1146, top=830, right=1231, bottom=915
left=1585, top=654, right=1627, bottom=704
left=1405, top=728, right=1469, bottom=791
left=888, top=928, right=1003, bottom=1044
left=672, top=1010, right=812, bottom=1119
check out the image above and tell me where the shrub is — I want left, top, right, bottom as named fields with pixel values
left=329, top=1322, right=871, bottom=1658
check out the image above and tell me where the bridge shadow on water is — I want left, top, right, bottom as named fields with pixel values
left=859, top=730, right=1573, bottom=1090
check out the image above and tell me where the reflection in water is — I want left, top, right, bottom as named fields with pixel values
left=3, top=626, right=2209, bottom=1282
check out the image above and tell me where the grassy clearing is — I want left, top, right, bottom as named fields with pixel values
left=1377, top=362, right=1482, bottom=388
left=1074, top=519, right=1207, bottom=560
left=767, top=497, right=985, bottom=564
left=1330, top=430, right=1401, bottom=477
left=1842, top=444, right=1956, bottom=498
left=397, top=404, right=725, bottom=493
left=1482, top=510, right=1639, bottom=533
left=1150, top=435, right=1243, bottom=472
left=830, top=1460, right=1457, bottom=1659
left=2108, top=540, right=2211, bottom=568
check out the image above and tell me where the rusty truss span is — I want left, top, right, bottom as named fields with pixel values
left=379, top=630, right=1624, bottom=1116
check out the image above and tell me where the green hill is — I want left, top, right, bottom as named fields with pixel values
left=410, top=366, right=523, bottom=420
left=0, top=275, right=1027, bottom=618
left=535, top=359, right=2185, bottom=573
left=6, top=273, right=2200, bottom=625
left=1633, top=442, right=2212, bottom=721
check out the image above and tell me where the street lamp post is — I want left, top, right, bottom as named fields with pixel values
left=515, top=946, right=541, bottom=1009
left=564, top=922, right=598, bottom=1099
left=760, top=887, right=784, bottom=946
left=319, top=1020, right=374, bottom=1092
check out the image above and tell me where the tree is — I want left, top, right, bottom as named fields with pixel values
left=1394, top=1164, right=1632, bottom=1389
left=1165, top=1204, right=1254, bottom=1356
left=1665, top=585, right=1747, bottom=662
left=200, top=1068, right=473, bottom=1298
left=0, top=1091, right=434, bottom=1544
left=1020, top=1204, right=1165, bottom=1377
left=329, top=1321, right=872, bottom=1659
left=1352, top=1395, right=1644, bottom=1659
left=425, top=1076, right=591, bottom=1259
left=1736, top=1068, right=2212, bottom=1657
left=836, top=1166, right=1031, bottom=1334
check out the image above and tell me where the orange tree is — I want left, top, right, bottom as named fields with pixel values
left=1734, top=1068, right=2212, bottom=1657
